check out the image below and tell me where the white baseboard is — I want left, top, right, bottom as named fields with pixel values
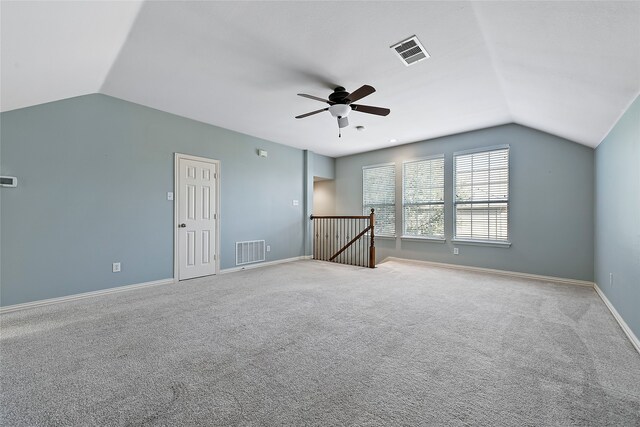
left=381, top=257, right=594, bottom=287
left=379, top=257, right=639, bottom=354
left=220, top=255, right=312, bottom=274
left=594, top=284, right=640, bottom=355
left=0, top=278, right=175, bottom=314
left=1, top=256, right=313, bottom=313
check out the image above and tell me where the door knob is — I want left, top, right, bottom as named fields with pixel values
left=179, top=223, right=186, bottom=228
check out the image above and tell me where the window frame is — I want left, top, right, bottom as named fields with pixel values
left=362, top=162, right=396, bottom=238
left=452, top=145, right=510, bottom=245
left=401, top=154, right=446, bottom=240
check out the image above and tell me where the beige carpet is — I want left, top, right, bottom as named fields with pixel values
left=1, top=259, right=639, bottom=426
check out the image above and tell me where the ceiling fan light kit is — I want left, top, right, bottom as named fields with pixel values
left=295, top=85, right=390, bottom=137
left=328, top=103, right=351, bottom=118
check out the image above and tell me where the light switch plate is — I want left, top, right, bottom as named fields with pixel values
left=167, top=192, right=174, bottom=201
left=292, top=200, right=299, bottom=206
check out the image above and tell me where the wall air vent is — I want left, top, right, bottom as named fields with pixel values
left=390, top=35, right=430, bottom=66
left=236, top=240, right=266, bottom=265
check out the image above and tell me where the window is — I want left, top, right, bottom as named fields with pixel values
left=454, top=146, right=509, bottom=241
left=402, top=156, right=445, bottom=238
left=363, top=163, right=395, bottom=237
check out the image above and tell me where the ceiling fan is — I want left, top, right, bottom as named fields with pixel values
left=295, top=85, right=390, bottom=137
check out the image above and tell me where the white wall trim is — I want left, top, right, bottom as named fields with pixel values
left=0, top=255, right=311, bottom=313
left=3, top=258, right=637, bottom=356
left=0, top=278, right=175, bottom=314
left=381, top=257, right=594, bottom=287
left=594, top=283, right=640, bottom=355
left=220, top=256, right=312, bottom=274
left=380, top=257, right=639, bottom=354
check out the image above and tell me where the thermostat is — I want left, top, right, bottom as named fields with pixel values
left=0, top=176, right=17, bottom=187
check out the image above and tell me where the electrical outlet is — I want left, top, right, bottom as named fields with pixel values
left=266, top=245, right=271, bottom=252
left=292, top=200, right=299, bottom=206
left=112, top=262, right=121, bottom=273
left=610, top=273, right=613, bottom=286
left=453, top=248, right=459, bottom=255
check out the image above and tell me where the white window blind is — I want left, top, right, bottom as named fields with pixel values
left=454, top=147, right=509, bottom=241
left=403, top=156, right=444, bottom=238
left=363, top=164, right=396, bottom=237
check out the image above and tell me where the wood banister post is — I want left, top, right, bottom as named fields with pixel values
left=369, top=208, right=375, bottom=268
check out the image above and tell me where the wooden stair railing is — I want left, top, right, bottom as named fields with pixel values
left=310, top=209, right=375, bottom=268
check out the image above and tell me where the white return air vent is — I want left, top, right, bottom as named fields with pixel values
left=390, top=35, right=430, bottom=66
left=236, top=240, right=266, bottom=265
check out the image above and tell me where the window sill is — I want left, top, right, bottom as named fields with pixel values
left=373, top=235, right=396, bottom=240
left=401, top=236, right=446, bottom=243
left=451, top=239, right=511, bottom=248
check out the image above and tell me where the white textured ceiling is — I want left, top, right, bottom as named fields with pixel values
left=0, top=0, right=142, bottom=112
left=2, top=1, right=639, bottom=157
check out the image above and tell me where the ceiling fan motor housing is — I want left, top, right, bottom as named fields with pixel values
left=328, top=86, right=350, bottom=103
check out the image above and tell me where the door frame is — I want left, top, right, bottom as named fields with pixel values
left=173, top=153, right=221, bottom=281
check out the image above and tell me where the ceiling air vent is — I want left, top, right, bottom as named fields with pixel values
left=390, top=35, right=429, bottom=66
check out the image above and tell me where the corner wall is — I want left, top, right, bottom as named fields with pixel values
left=311, top=152, right=336, bottom=216
left=313, top=180, right=336, bottom=215
left=594, top=95, right=640, bottom=339
left=335, top=124, right=594, bottom=281
left=0, top=94, right=306, bottom=306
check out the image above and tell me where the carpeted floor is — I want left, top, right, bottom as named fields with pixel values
left=1, top=259, right=639, bottom=426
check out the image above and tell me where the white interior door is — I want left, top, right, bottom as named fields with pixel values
left=177, top=157, right=218, bottom=280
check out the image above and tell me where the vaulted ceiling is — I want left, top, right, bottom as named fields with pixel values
left=2, top=1, right=639, bottom=157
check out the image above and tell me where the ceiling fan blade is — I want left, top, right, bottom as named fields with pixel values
left=345, top=85, right=375, bottom=103
left=351, top=104, right=390, bottom=116
left=297, top=93, right=334, bottom=104
left=338, top=116, right=349, bottom=128
left=295, top=107, right=329, bottom=119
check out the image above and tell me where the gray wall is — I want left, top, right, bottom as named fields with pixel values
left=595, top=95, right=640, bottom=338
left=312, top=153, right=335, bottom=180
left=335, top=124, right=594, bottom=281
left=1, top=94, right=306, bottom=306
